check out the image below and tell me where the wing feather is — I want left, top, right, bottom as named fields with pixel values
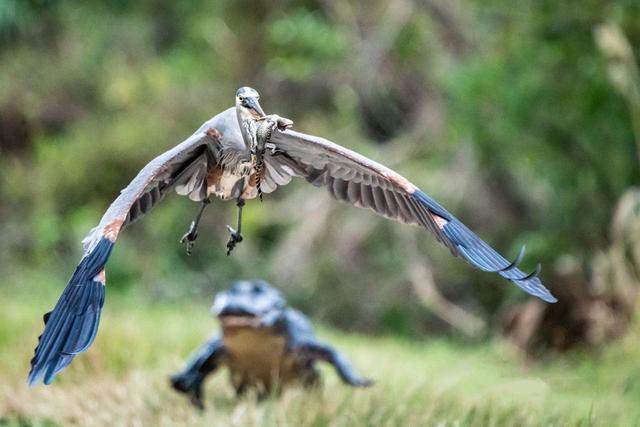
left=268, top=128, right=556, bottom=303
left=347, top=181, right=362, bottom=206
left=29, top=111, right=235, bottom=385
left=82, top=125, right=224, bottom=252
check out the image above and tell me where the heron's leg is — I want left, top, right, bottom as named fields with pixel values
left=226, top=198, right=245, bottom=256
left=180, top=198, right=211, bottom=255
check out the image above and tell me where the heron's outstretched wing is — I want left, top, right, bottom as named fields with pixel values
left=267, top=129, right=556, bottom=303
left=81, top=127, right=220, bottom=252
left=28, top=122, right=223, bottom=385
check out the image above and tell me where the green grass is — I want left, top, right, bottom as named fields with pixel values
left=2, top=288, right=640, bottom=426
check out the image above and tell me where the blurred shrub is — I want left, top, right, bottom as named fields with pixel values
left=266, top=10, right=347, bottom=81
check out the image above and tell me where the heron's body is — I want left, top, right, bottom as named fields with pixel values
left=170, top=281, right=371, bottom=408
left=209, top=165, right=253, bottom=200
left=180, top=107, right=258, bottom=202
left=28, top=87, right=557, bottom=386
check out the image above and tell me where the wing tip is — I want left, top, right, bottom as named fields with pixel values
left=541, top=294, right=558, bottom=303
left=28, top=283, right=105, bottom=385
left=28, top=238, right=112, bottom=385
left=512, top=274, right=557, bottom=303
left=423, top=206, right=558, bottom=303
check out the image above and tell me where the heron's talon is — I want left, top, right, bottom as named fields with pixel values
left=180, top=221, right=198, bottom=255
left=180, top=231, right=197, bottom=244
left=181, top=237, right=196, bottom=256
left=225, top=225, right=243, bottom=256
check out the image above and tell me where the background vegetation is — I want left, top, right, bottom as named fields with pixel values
left=1, top=0, right=640, bottom=425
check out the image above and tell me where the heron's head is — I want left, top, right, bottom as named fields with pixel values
left=211, top=280, right=286, bottom=330
left=235, top=87, right=265, bottom=120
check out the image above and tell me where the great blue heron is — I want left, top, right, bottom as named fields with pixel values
left=28, top=86, right=556, bottom=386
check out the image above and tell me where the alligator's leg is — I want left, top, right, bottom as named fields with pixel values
left=300, top=364, right=322, bottom=389
left=231, top=374, right=250, bottom=397
left=169, top=336, right=225, bottom=409
left=180, top=198, right=211, bottom=255
left=297, top=339, right=373, bottom=387
left=226, top=197, right=245, bottom=256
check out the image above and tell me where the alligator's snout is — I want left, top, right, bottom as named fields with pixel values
left=211, top=280, right=286, bottom=329
left=218, top=304, right=257, bottom=318
left=217, top=303, right=262, bottom=328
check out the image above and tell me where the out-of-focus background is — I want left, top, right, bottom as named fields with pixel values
left=1, top=0, right=640, bottom=425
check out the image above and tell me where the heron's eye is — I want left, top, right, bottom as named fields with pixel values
left=238, top=96, right=244, bottom=102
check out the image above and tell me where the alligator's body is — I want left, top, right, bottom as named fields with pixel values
left=170, top=281, right=372, bottom=408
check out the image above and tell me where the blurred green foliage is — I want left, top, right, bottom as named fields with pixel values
left=267, top=10, right=347, bottom=80
left=1, top=0, right=639, bottom=336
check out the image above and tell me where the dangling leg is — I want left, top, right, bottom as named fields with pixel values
left=180, top=198, right=211, bottom=255
left=226, top=198, right=245, bottom=256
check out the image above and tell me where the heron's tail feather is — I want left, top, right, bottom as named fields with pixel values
left=28, top=237, right=113, bottom=385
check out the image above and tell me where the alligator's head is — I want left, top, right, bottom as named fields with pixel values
left=211, top=280, right=286, bottom=330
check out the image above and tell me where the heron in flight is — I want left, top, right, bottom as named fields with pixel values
left=28, top=86, right=556, bottom=385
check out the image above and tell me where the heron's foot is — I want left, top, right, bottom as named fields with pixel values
left=180, top=221, right=198, bottom=256
left=225, top=225, right=243, bottom=256
left=259, top=114, right=294, bottom=130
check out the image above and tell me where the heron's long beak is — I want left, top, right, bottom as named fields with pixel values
left=245, top=97, right=266, bottom=118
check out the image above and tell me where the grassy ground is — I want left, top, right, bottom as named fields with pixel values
left=2, top=289, right=640, bottom=427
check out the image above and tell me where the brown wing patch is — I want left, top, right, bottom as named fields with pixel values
left=206, top=127, right=222, bottom=139
left=386, top=172, right=417, bottom=193
left=207, top=164, right=224, bottom=187
left=103, top=214, right=127, bottom=242
left=431, top=213, right=449, bottom=230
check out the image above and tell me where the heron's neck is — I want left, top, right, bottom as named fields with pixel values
left=236, top=107, right=258, bottom=150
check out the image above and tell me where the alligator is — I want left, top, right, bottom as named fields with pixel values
left=169, top=280, right=372, bottom=408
